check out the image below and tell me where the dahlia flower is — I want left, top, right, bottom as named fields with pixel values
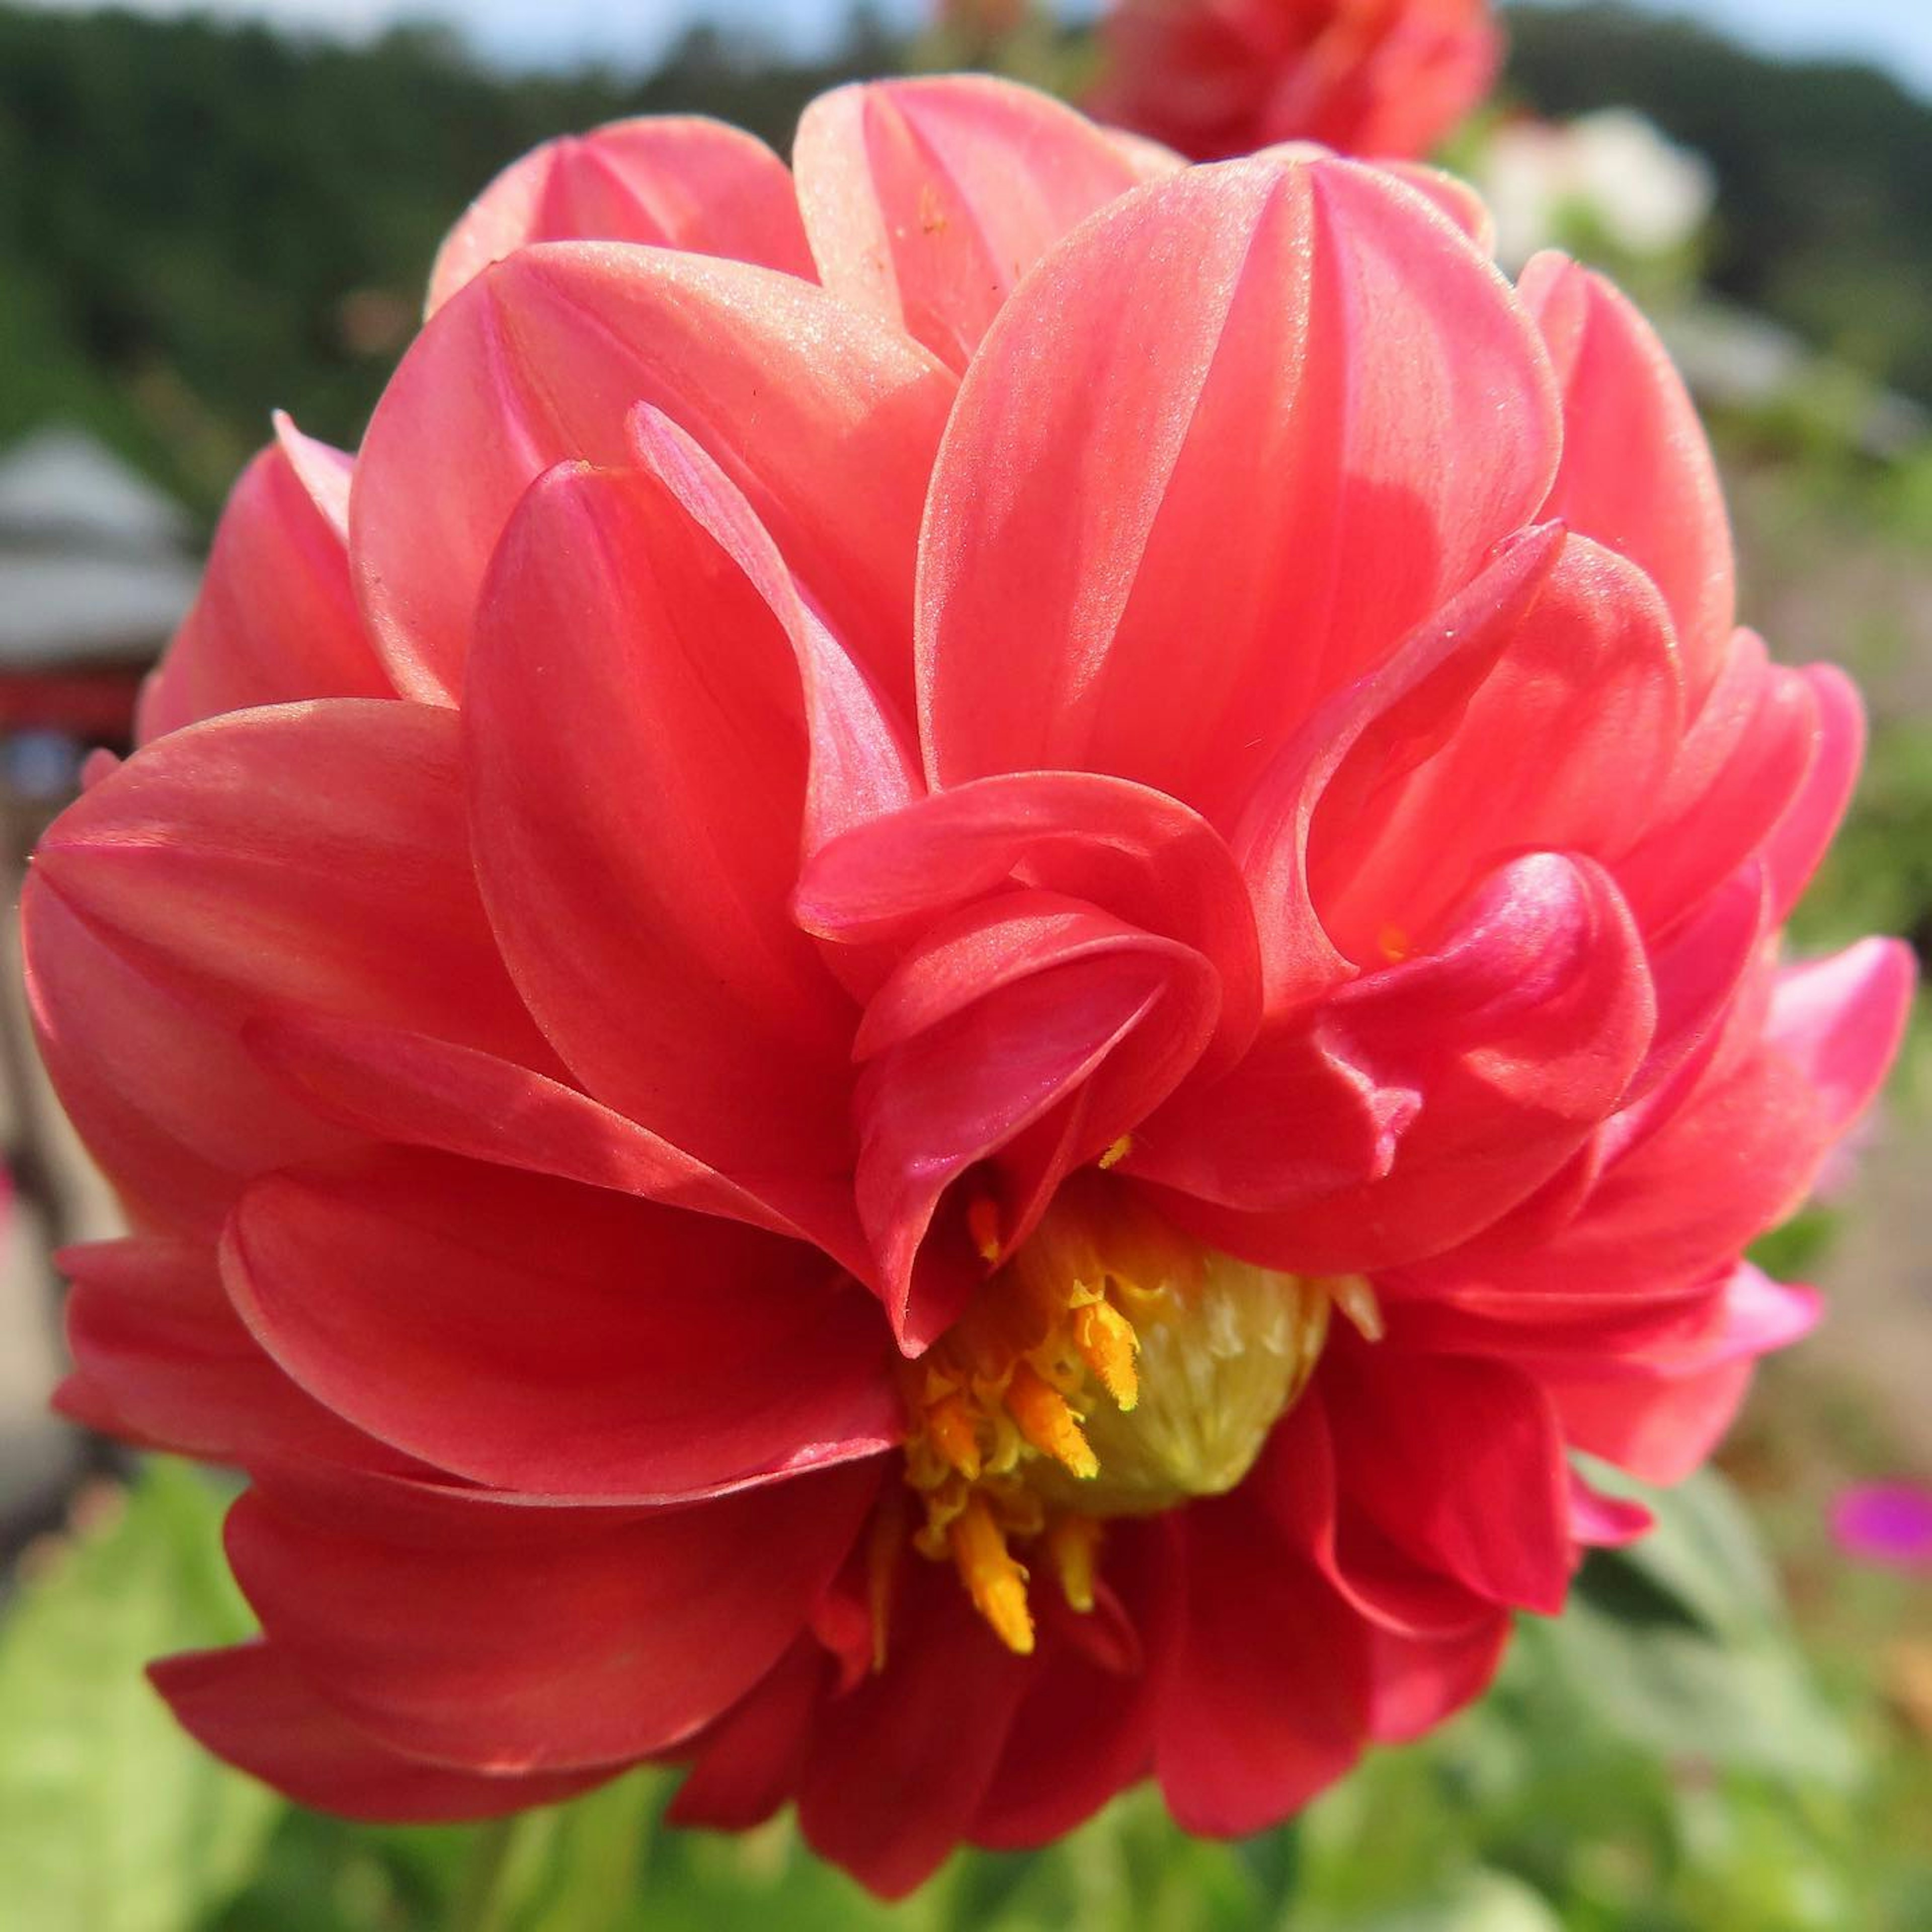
left=30, top=78, right=1911, bottom=1898
left=1089, top=0, right=1502, bottom=164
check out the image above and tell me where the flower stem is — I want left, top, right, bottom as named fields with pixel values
left=447, top=1815, right=527, bottom=1932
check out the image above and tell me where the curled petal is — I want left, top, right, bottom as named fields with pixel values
left=1311, top=537, right=1685, bottom=960
left=427, top=116, right=813, bottom=314
left=1142, top=852, right=1656, bottom=1272
left=854, top=895, right=1222, bottom=1347
left=796, top=768, right=1261, bottom=1060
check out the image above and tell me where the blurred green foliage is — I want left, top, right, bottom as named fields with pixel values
left=1, top=1459, right=1923, bottom=1931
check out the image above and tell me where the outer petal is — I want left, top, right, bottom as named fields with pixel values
left=794, top=76, right=1146, bottom=373
left=1366, top=1614, right=1511, bottom=1745
left=226, top=1462, right=877, bottom=1773
left=465, top=460, right=855, bottom=1186
left=1521, top=252, right=1734, bottom=708
left=1614, top=633, right=1819, bottom=935
left=137, top=418, right=391, bottom=742
left=1155, top=1499, right=1370, bottom=1835
left=426, top=116, right=813, bottom=314
left=1767, top=937, right=1917, bottom=1140
left=354, top=242, right=954, bottom=704
left=1763, top=665, right=1865, bottom=922
left=22, top=871, right=353, bottom=1238
left=796, top=1556, right=1031, bottom=1899
left=918, top=153, right=1560, bottom=817
left=224, top=1149, right=897, bottom=1501
left=1545, top=1266, right=1820, bottom=1484
left=57, top=1237, right=394, bottom=1469
left=248, top=1009, right=866, bottom=1270
left=1322, top=1344, right=1575, bottom=1613
left=152, top=1644, right=609, bottom=1821
left=33, top=700, right=554, bottom=1072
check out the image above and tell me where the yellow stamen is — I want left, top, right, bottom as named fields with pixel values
left=1097, top=1134, right=1133, bottom=1171
left=1328, top=1275, right=1386, bottom=1342
left=1072, top=1298, right=1141, bottom=1411
left=1004, top=1362, right=1098, bottom=1479
left=950, top=1495, right=1034, bottom=1656
left=967, top=1194, right=1003, bottom=1266
left=1046, top=1514, right=1103, bottom=1615
left=925, top=1391, right=984, bottom=1479
left=1379, top=924, right=1411, bottom=963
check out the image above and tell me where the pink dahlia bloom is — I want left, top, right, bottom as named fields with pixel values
left=1089, top=0, right=1503, bottom=164
left=31, top=79, right=1912, bottom=1896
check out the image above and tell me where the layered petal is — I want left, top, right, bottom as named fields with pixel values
left=795, top=76, right=1146, bottom=372
left=136, top=418, right=391, bottom=743
left=225, top=1149, right=897, bottom=1501
left=1155, top=1498, right=1369, bottom=1835
left=427, top=116, right=814, bottom=314
left=1140, top=852, right=1656, bottom=1271
left=226, top=1462, right=877, bottom=1772
left=354, top=242, right=954, bottom=703
left=34, top=700, right=553, bottom=1071
left=465, top=459, right=856, bottom=1185
left=796, top=1556, right=1031, bottom=1898
left=1521, top=253, right=1734, bottom=707
left=153, top=1644, right=610, bottom=1821
left=854, top=893, right=1223, bottom=1346
left=57, top=1237, right=392, bottom=1469
left=918, top=152, right=1559, bottom=818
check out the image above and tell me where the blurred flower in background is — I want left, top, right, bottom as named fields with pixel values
left=1087, top=0, right=1502, bottom=160
left=1832, top=1481, right=1932, bottom=1570
left=1474, top=107, right=1716, bottom=278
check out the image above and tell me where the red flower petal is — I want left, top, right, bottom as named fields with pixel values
left=466, top=460, right=857, bottom=1185
left=354, top=243, right=953, bottom=704
left=225, top=1461, right=876, bottom=1772
left=152, top=1643, right=610, bottom=1821
left=795, top=76, right=1145, bottom=372
left=427, top=116, right=813, bottom=314
left=226, top=1148, right=897, bottom=1502
left=137, top=418, right=391, bottom=743
left=919, top=154, right=1558, bottom=818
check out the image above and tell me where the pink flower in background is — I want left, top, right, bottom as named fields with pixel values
left=28, top=78, right=1913, bottom=1897
left=1833, top=1484, right=1932, bottom=1571
left=1089, top=0, right=1503, bottom=163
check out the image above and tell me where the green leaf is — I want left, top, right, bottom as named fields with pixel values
left=1537, top=1468, right=1859, bottom=1788
left=0, top=1459, right=281, bottom=1932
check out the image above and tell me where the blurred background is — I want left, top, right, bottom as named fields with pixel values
left=1, top=2, right=1928, bottom=1926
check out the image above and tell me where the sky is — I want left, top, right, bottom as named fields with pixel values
left=18, top=0, right=1932, bottom=99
